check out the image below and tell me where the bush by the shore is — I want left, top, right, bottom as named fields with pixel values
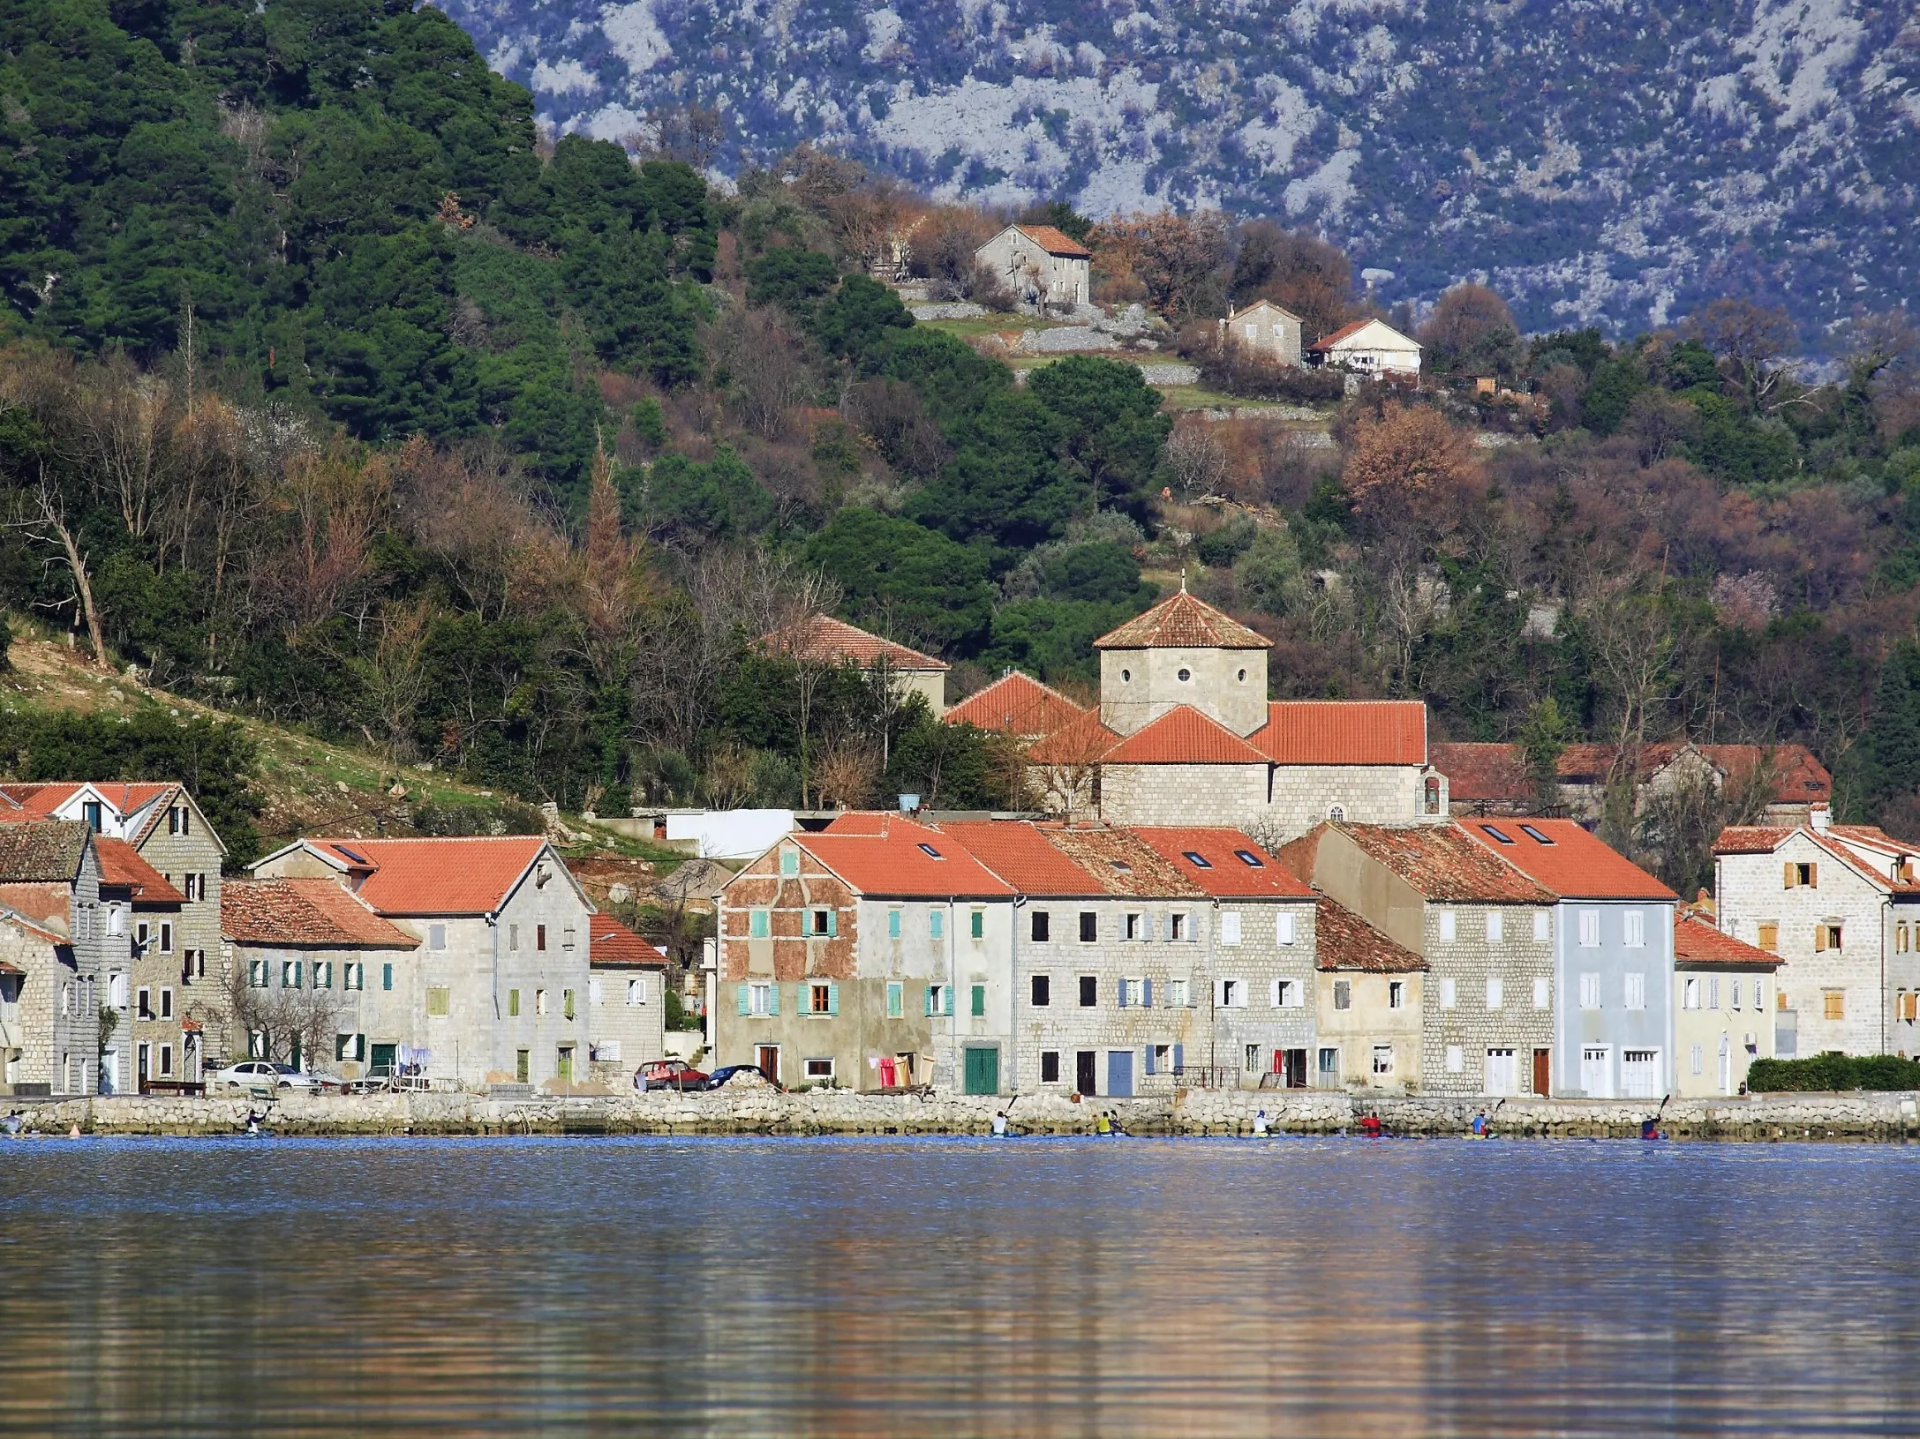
left=1746, top=1052, right=1920, bottom=1092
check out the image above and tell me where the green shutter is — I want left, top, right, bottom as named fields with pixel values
left=827, top=909, right=838, bottom=937
left=944, top=985, right=955, bottom=1016
left=767, top=983, right=779, bottom=1016
left=382, top=963, right=393, bottom=992
left=889, top=910, right=901, bottom=938
left=930, top=912, right=943, bottom=939
left=971, top=983, right=985, bottom=1017
left=925, top=985, right=934, bottom=1017
left=737, top=984, right=751, bottom=1016
left=827, top=983, right=840, bottom=1016
left=971, top=910, right=983, bottom=939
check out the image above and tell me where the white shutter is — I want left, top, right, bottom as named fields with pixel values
left=1440, top=976, right=1457, bottom=1009
left=1486, top=977, right=1503, bottom=1010
left=1269, top=978, right=1283, bottom=1008
left=1277, top=911, right=1296, bottom=946
left=1486, top=911, right=1503, bottom=943
left=1214, top=979, right=1227, bottom=1008
left=1532, top=976, right=1550, bottom=1009
left=1221, top=912, right=1242, bottom=946
left=1439, top=910, right=1457, bottom=942
left=1533, top=910, right=1550, bottom=942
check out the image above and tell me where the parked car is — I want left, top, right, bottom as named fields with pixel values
left=705, top=1064, right=782, bottom=1092
left=634, top=1060, right=707, bottom=1091
left=213, top=1061, right=324, bottom=1094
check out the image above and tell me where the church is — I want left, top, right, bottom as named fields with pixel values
left=946, top=589, right=1450, bottom=840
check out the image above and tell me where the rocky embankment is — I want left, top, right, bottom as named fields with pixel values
left=10, top=1088, right=1920, bottom=1140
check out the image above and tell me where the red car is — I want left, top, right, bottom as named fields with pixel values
left=635, top=1060, right=708, bottom=1091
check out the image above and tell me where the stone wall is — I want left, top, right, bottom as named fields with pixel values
left=1099, top=763, right=1268, bottom=827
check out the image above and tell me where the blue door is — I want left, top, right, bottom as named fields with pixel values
left=1107, top=1050, right=1134, bottom=1098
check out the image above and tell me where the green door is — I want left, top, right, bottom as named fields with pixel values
left=371, top=1043, right=396, bottom=1073
left=963, top=1046, right=999, bottom=1096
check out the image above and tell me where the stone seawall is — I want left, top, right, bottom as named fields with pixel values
left=10, top=1089, right=1920, bottom=1140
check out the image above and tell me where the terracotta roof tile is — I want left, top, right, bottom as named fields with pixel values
left=0, top=906, right=72, bottom=948
left=1458, top=818, right=1676, bottom=900
left=1674, top=911, right=1783, bottom=969
left=1712, top=825, right=1796, bottom=856
left=1255, top=702, right=1427, bottom=766
left=1095, top=592, right=1272, bottom=651
left=0, top=821, right=90, bottom=883
left=298, top=837, right=556, bottom=916
left=0, top=781, right=177, bottom=817
left=222, top=878, right=419, bottom=948
left=1014, top=224, right=1092, bottom=258
left=1431, top=742, right=1532, bottom=803
left=1101, top=706, right=1271, bottom=765
left=1314, top=897, right=1427, bottom=972
left=95, top=838, right=184, bottom=904
left=796, top=817, right=1013, bottom=898
left=1228, top=299, right=1302, bottom=323
left=939, top=820, right=1106, bottom=896
left=591, top=915, right=667, bottom=966
left=1698, top=744, right=1832, bottom=804
left=759, top=614, right=947, bottom=671
left=1306, top=319, right=1370, bottom=351
left=1130, top=828, right=1314, bottom=897
left=1042, top=827, right=1206, bottom=898
left=943, top=672, right=1089, bottom=736
left=1330, top=824, right=1556, bottom=903
left=1023, top=709, right=1121, bottom=765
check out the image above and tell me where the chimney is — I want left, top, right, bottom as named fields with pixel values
left=1810, top=804, right=1831, bottom=833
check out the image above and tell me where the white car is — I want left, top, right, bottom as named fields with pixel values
left=214, top=1060, right=324, bottom=1094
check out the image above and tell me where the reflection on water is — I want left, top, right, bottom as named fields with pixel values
left=2, top=1136, right=1918, bottom=1435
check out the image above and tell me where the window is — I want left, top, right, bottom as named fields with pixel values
left=1439, top=910, right=1457, bottom=942
left=1182, top=850, right=1212, bottom=868
left=137, top=987, right=152, bottom=1020
left=1486, top=911, right=1503, bottom=944
left=137, top=921, right=150, bottom=952
left=1486, top=977, right=1504, bottom=1010
left=809, top=982, right=832, bottom=1016
left=970, top=910, right=984, bottom=941
left=1902, top=923, right=1912, bottom=954
left=282, top=959, right=302, bottom=989
left=562, top=925, right=576, bottom=950
left=158, top=1044, right=173, bottom=1077
left=1333, top=979, right=1352, bottom=1011
left=563, top=988, right=576, bottom=1020
left=1244, top=1043, right=1260, bottom=1072
left=1532, top=976, right=1550, bottom=1009
left=1079, top=975, right=1097, bottom=1007
left=748, top=983, right=774, bottom=1016
left=344, top=962, right=363, bottom=991
left=1219, top=978, right=1245, bottom=1008
left=1823, top=990, right=1845, bottom=1021
left=335, top=1033, right=366, bottom=1063
left=809, top=909, right=831, bottom=937
left=313, top=961, right=332, bottom=989
left=509, top=988, right=521, bottom=1017
left=886, top=981, right=903, bottom=1018
left=917, top=843, right=943, bottom=860
left=1533, top=911, right=1550, bottom=943
left=107, top=906, right=125, bottom=937
left=1625, top=972, right=1645, bottom=1010
left=749, top=909, right=771, bottom=939
left=970, top=983, right=985, bottom=1017
left=535, top=989, right=548, bottom=1016
left=1446, top=1045, right=1464, bottom=1073
left=1271, top=978, right=1297, bottom=1008
left=82, top=800, right=102, bottom=832
left=1177, top=668, right=1192, bottom=683
left=1519, top=825, right=1554, bottom=844
left=1815, top=923, right=1843, bottom=952
left=930, top=912, right=945, bottom=940
left=168, top=805, right=186, bottom=835
left=1757, top=922, right=1779, bottom=953
left=1124, top=913, right=1143, bottom=941
left=1319, top=1047, right=1340, bottom=1080
left=1482, top=824, right=1515, bottom=845
left=888, top=909, right=902, bottom=939
left=1078, top=911, right=1097, bottom=942
left=1031, top=911, right=1050, bottom=942
left=1148, top=1044, right=1171, bottom=1076
left=1328, top=805, right=1346, bottom=822
left=426, top=987, right=451, bottom=1017
left=927, top=984, right=953, bottom=1016
left=1041, top=1051, right=1061, bottom=1083
left=535, top=924, right=546, bottom=952
left=382, top=963, right=393, bottom=992
left=1624, top=911, right=1646, bottom=948
left=1786, top=862, right=1817, bottom=888
left=1277, top=911, right=1297, bottom=946
left=1579, top=909, right=1601, bottom=947
left=1754, top=979, right=1765, bottom=1011
left=1389, top=980, right=1405, bottom=1009
left=159, top=987, right=173, bottom=1019
left=78, top=907, right=91, bottom=939
left=1440, top=977, right=1457, bottom=1009
left=248, top=959, right=268, bottom=989
left=1169, top=913, right=1187, bottom=942
left=804, top=1058, right=835, bottom=1082
left=1169, top=978, right=1190, bottom=1008
left=1120, top=977, right=1143, bottom=1008
left=779, top=849, right=799, bottom=876
left=1424, top=776, right=1442, bottom=815
left=1730, top=978, right=1742, bottom=1011
left=1220, top=912, right=1241, bottom=946
left=1372, top=1045, right=1394, bottom=1076
left=1580, top=972, right=1601, bottom=1009
left=1691, top=1043, right=1704, bottom=1075
left=515, top=1050, right=530, bottom=1083
left=1684, top=976, right=1701, bottom=1009
left=428, top=924, right=447, bottom=952
left=1707, top=976, right=1721, bottom=1010
left=1031, top=975, right=1050, bottom=1007
left=1233, top=849, right=1265, bottom=868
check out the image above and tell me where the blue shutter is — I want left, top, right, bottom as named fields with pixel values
left=1116, top=980, right=1127, bottom=1009
left=382, top=963, right=392, bottom=992
left=827, top=909, right=838, bottom=937
left=1142, top=978, right=1153, bottom=1008
left=737, top=984, right=751, bottom=1016
left=767, top=984, right=780, bottom=1016
left=827, top=983, right=840, bottom=1016
left=1145, top=1046, right=1157, bottom=1076
left=1173, top=1043, right=1184, bottom=1075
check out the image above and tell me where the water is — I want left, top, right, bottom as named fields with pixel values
left=2, top=1135, right=1917, bottom=1436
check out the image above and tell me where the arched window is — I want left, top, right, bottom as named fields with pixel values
left=1424, top=776, right=1442, bottom=815
left=1328, top=805, right=1346, bottom=823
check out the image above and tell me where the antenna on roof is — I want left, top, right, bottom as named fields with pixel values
left=1180, top=569, right=1188, bottom=593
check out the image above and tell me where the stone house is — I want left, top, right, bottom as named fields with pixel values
left=974, top=224, right=1092, bottom=309
left=221, top=876, right=421, bottom=1076
left=0, top=781, right=229, bottom=1067
left=1282, top=822, right=1556, bottom=1098
left=587, top=914, right=668, bottom=1075
left=247, top=837, right=594, bottom=1089
left=1673, top=909, right=1780, bottom=1096
left=759, top=613, right=949, bottom=717
left=1219, top=299, right=1304, bottom=366
left=1712, top=810, right=1920, bottom=1059
left=0, top=821, right=115, bottom=1095
left=714, top=813, right=1015, bottom=1092
left=96, top=838, right=188, bottom=1092
left=1458, top=818, right=1677, bottom=1099
left=0, top=908, right=79, bottom=1096
left=1305, top=318, right=1422, bottom=376
left=1432, top=740, right=1833, bottom=824
left=1311, top=897, right=1426, bottom=1094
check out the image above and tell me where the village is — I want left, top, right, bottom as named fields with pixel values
left=0, top=585, right=1902, bottom=1124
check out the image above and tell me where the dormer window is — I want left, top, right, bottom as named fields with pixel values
left=1110, top=860, right=1132, bottom=874
left=82, top=801, right=102, bottom=833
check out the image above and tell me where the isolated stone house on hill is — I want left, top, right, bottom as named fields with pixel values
left=974, top=224, right=1092, bottom=309
left=1220, top=298, right=1304, bottom=366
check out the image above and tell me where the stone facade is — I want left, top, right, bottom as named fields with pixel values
left=1265, top=763, right=1439, bottom=838
left=588, top=963, right=667, bottom=1071
left=975, top=225, right=1090, bottom=308
left=1099, top=763, right=1269, bottom=828
left=1099, top=644, right=1269, bottom=737
left=0, top=915, right=75, bottom=1093
left=126, top=795, right=227, bottom=1075
left=1220, top=300, right=1304, bottom=366
left=0, top=831, right=115, bottom=1096
left=1417, top=903, right=1556, bottom=1097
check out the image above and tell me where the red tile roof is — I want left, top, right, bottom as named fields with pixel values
left=797, top=818, right=1013, bottom=898
left=297, top=837, right=556, bottom=916
left=1015, top=224, right=1092, bottom=258
left=1458, top=818, right=1676, bottom=900
left=943, top=672, right=1089, bottom=736
left=95, top=838, right=184, bottom=904
left=1314, top=897, right=1427, bottom=972
left=1674, top=911, right=1783, bottom=969
left=1306, top=319, right=1371, bottom=351
left=759, top=614, right=946, bottom=671
left=1131, top=828, right=1314, bottom=897
left=939, top=820, right=1106, bottom=896
left=1325, top=824, right=1557, bottom=903
left=0, top=907, right=72, bottom=948
left=1023, top=708, right=1121, bottom=765
left=1711, top=825, right=1797, bottom=855
left=1254, top=701, right=1427, bottom=766
left=590, top=915, right=667, bottom=967
left=222, top=878, right=419, bottom=948
left=1101, top=706, right=1271, bottom=765
left=1699, top=744, right=1832, bottom=805
left=1431, top=742, right=1532, bottom=803
left=1095, top=591, right=1272, bottom=651
left=1042, top=827, right=1205, bottom=898
left=0, top=781, right=178, bottom=817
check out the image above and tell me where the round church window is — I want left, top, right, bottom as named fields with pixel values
left=1177, top=668, right=1192, bottom=682
left=1121, top=669, right=1131, bottom=682
left=1237, top=668, right=1247, bottom=681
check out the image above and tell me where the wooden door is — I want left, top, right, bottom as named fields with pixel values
left=1532, top=1047, right=1551, bottom=1096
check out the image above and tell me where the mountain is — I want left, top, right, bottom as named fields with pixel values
left=438, top=0, right=1920, bottom=337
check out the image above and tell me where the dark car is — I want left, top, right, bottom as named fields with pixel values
left=705, top=1064, right=782, bottom=1092
left=635, top=1060, right=708, bottom=1091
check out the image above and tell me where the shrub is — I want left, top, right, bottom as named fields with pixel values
left=411, top=801, right=544, bottom=836
left=1195, top=344, right=1346, bottom=403
left=1745, top=1051, right=1920, bottom=1092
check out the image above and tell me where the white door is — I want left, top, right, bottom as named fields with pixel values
left=1718, top=1033, right=1732, bottom=1096
left=1484, top=1048, right=1517, bottom=1096
left=1581, top=1045, right=1612, bottom=1098
left=99, top=1047, right=118, bottom=1096
left=1622, top=1049, right=1659, bottom=1099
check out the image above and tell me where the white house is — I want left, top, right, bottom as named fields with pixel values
left=974, top=224, right=1092, bottom=310
left=1219, top=299, right=1303, bottom=366
left=1306, top=318, right=1422, bottom=377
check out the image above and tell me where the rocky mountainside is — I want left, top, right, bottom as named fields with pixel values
left=437, top=0, right=1918, bottom=337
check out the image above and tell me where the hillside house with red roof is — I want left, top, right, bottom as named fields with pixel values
left=248, top=837, right=594, bottom=1090
left=1305, top=317, right=1421, bottom=376
left=759, top=613, right=949, bottom=717
left=975, top=223, right=1092, bottom=309
left=1430, top=740, right=1832, bottom=824
left=1712, top=809, right=1920, bottom=1061
left=1673, top=909, right=1781, bottom=1096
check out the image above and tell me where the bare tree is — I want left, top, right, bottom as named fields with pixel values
left=1165, top=420, right=1231, bottom=498
left=7, top=460, right=107, bottom=663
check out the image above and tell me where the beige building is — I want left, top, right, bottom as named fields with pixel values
left=1673, top=910, right=1780, bottom=1096
left=759, top=613, right=948, bottom=717
left=1306, top=318, right=1422, bottom=376
left=587, top=914, right=668, bottom=1077
left=1713, top=810, right=1920, bottom=1059
left=1312, top=897, right=1426, bottom=1093
left=974, top=224, right=1092, bottom=309
left=1220, top=299, right=1304, bottom=366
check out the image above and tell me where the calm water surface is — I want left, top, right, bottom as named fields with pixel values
left=1, top=1135, right=1917, bottom=1436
